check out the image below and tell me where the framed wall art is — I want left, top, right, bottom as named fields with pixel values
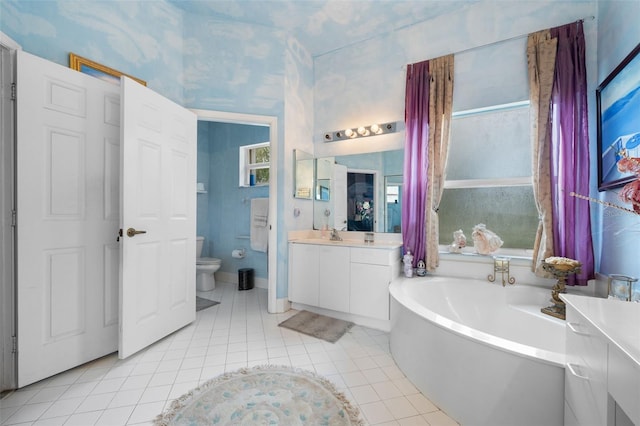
left=597, top=42, right=640, bottom=191
left=69, top=53, right=146, bottom=86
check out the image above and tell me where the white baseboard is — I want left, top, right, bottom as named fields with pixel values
left=290, top=302, right=391, bottom=332
left=216, top=271, right=268, bottom=290
left=216, top=271, right=289, bottom=313
left=274, top=298, right=291, bottom=313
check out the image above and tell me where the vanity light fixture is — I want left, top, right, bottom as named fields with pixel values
left=324, top=121, right=397, bottom=142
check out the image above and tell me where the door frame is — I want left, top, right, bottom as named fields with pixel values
left=191, top=109, right=278, bottom=313
left=0, top=32, right=19, bottom=392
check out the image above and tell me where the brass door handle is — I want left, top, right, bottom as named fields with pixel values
left=126, top=227, right=147, bottom=238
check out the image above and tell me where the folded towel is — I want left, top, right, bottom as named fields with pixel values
left=250, top=198, right=269, bottom=252
left=253, top=214, right=268, bottom=227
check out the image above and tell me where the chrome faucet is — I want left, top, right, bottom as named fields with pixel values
left=330, top=228, right=343, bottom=241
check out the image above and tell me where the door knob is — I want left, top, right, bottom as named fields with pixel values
left=126, top=227, right=147, bottom=238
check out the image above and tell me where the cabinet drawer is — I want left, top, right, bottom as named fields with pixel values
left=351, top=247, right=399, bottom=265
left=565, top=362, right=606, bottom=426
left=566, top=320, right=607, bottom=383
left=565, top=308, right=607, bottom=425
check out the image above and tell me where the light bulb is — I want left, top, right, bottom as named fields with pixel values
left=344, top=128, right=354, bottom=138
left=370, top=124, right=382, bottom=134
left=357, top=126, right=368, bottom=136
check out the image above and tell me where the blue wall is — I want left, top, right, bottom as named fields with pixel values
left=3, top=0, right=639, bottom=299
left=595, top=1, right=640, bottom=280
left=1, top=1, right=186, bottom=103
left=197, top=121, right=270, bottom=279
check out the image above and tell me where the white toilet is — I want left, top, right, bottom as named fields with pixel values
left=196, top=236, right=222, bottom=291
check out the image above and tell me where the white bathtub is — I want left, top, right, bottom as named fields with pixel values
left=389, top=276, right=566, bottom=426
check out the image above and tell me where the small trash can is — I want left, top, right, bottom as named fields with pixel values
left=238, top=268, right=254, bottom=291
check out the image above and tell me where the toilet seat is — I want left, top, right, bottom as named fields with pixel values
left=197, top=257, right=221, bottom=266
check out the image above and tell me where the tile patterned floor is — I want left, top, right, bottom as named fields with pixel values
left=0, top=282, right=458, bottom=425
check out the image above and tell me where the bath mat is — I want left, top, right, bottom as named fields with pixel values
left=154, top=365, right=364, bottom=425
left=196, top=296, right=219, bottom=312
left=278, top=310, right=354, bottom=343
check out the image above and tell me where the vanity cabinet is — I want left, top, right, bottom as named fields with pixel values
left=350, top=247, right=400, bottom=320
left=563, top=296, right=640, bottom=426
left=288, top=243, right=349, bottom=312
left=565, top=305, right=608, bottom=426
left=288, top=241, right=401, bottom=321
left=318, top=245, right=350, bottom=312
left=288, top=243, right=319, bottom=306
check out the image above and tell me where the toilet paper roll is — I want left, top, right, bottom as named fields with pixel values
left=232, top=249, right=245, bottom=259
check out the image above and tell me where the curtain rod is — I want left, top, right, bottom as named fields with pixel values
left=403, top=15, right=595, bottom=68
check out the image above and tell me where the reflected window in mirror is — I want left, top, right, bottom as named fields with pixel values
left=385, top=175, right=402, bottom=233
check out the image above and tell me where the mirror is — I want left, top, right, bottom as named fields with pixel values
left=294, top=149, right=313, bottom=199
left=384, top=175, right=402, bottom=233
left=315, top=157, right=333, bottom=201
left=313, top=149, right=403, bottom=232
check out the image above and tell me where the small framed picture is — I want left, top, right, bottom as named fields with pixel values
left=69, top=53, right=146, bottom=86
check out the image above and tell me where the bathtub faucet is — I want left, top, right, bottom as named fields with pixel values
left=488, top=256, right=515, bottom=286
left=330, top=228, right=343, bottom=241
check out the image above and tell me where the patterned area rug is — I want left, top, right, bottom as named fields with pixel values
left=278, top=310, right=354, bottom=343
left=154, top=365, right=364, bottom=425
left=196, top=296, right=219, bottom=312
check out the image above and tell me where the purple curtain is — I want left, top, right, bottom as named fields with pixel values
left=549, top=21, right=594, bottom=285
left=402, top=60, right=429, bottom=266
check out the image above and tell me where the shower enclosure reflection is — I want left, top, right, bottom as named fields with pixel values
left=347, top=171, right=375, bottom=231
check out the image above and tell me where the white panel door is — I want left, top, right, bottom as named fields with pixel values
left=333, top=164, right=348, bottom=230
left=16, top=51, right=120, bottom=387
left=119, top=77, right=196, bottom=359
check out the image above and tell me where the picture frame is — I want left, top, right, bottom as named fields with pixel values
left=69, top=53, right=146, bottom=86
left=596, top=42, right=640, bottom=191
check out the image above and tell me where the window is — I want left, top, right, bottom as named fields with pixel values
left=239, top=142, right=270, bottom=187
left=439, top=101, right=538, bottom=250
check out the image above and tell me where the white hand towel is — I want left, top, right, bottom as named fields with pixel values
left=250, top=198, right=269, bottom=252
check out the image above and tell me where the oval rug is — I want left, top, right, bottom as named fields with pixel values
left=154, top=365, right=364, bottom=425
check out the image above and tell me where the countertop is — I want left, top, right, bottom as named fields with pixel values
left=288, top=238, right=403, bottom=250
left=561, top=294, right=640, bottom=367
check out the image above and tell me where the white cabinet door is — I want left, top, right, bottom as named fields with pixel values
left=350, top=263, right=390, bottom=320
left=318, top=245, right=350, bottom=312
left=288, top=243, right=319, bottom=306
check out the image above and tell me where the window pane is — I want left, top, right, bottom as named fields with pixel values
left=255, top=168, right=269, bottom=184
left=250, top=146, right=270, bottom=164
left=448, top=106, right=530, bottom=180
left=438, top=186, right=538, bottom=249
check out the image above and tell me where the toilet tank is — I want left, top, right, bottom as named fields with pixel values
left=196, top=236, right=204, bottom=258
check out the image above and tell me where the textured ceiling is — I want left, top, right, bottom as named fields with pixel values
left=168, top=0, right=476, bottom=57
